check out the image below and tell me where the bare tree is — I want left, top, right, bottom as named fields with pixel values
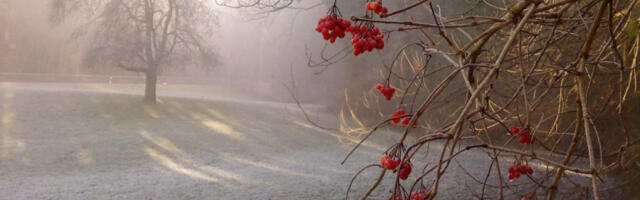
left=51, top=0, right=219, bottom=102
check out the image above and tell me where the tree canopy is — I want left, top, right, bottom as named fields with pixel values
left=51, top=0, right=219, bottom=101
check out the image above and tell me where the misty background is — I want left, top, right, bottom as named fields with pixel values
left=3, top=0, right=639, bottom=199
left=0, top=0, right=359, bottom=106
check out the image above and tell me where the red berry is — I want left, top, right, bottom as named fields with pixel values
left=509, top=125, right=521, bottom=134
left=356, top=39, right=366, bottom=48
left=380, top=155, right=389, bottom=166
left=363, top=42, right=371, bottom=52
left=326, top=21, right=335, bottom=30
left=372, top=1, right=381, bottom=11
left=365, top=2, right=373, bottom=10
left=391, top=109, right=406, bottom=124
left=368, top=38, right=376, bottom=47
left=377, top=41, right=385, bottom=49
left=525, top=166, right=533, bottom=174
left=519, top=136, right=527, bottom=144
left=343, top=20, right=351, bottom=26
left=518, top=132, right=534, bottom=144
left=401, top=117, right=411, bottom=126
left=375, top=84, right=384, bottom=91
left=399, top=162, right=412, bottom=180
left=359, top=25, right=366, bottom=32
left=382, top=87, right=395, bottom=100
left=334, top=26, right=343, bottom=33
left=384, top=158, right=399, bottom=170
left=381, top=7, right=388, bottom=14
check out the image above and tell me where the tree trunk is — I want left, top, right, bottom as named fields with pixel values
left=144, top=67, right=157, bottom=103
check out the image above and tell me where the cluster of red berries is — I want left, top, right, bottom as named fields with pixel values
left=314, top=5, right=387, bottom=56
left=380, top=155, right=412, bottom=180
left=409, top=191, right=427, bottom=200
left=388, top=191, right=427, bottom=200
left=365, top=0, right=388, bottom=15
left=380, top=155, right=399, bottom=169
left=390, top=109, right=418, bottom=128
left=350, top=25, right=385, bottom=55
left=376, top=84, right=395, bottom=100
left=390, top=109, right=405, bottom=124
left=388, top=191, right=426, bottom=200
left=507, top=164, right=533, bottom=180
left=509, top=125, right=534, bottom=144
left=315, top=15, right=351, bottom=43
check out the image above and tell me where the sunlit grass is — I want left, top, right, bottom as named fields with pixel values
left=201, top=120, right=247, bottom=141
left=145, top=147, right=221, bottom=183
left=2, top=91, right=24, bottom=158
left=230, top=156, right=328, bottom=181
left=142, top=104, right=162, bottom=119
left=140, top=130, right=185, bottom=155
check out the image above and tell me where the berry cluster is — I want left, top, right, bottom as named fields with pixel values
left=389, top=109, right=418, bottom=128
left=508, top=164, right=533, bottom=180
left=509, top=125, right=534, bottom=144
left=409, top=191, right=427, bottom=200
left=380, top=155, right=399, bottom=169
left=390, top=109, right=406, bottom=124
left=350, top=24, right=385, bottom=55
left=365, top=0, right=388, bottom=15
left=314, top=5, right=386, bottom=56
left=315, top=15, right=352, bottom=43
left=376, top=84, right=395, bottom=100
left=380, top=155, right=412, bottom=179
left=388, top=191, right=426, bottom=200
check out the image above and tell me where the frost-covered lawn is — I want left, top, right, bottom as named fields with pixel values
left=0, top=82, right=397, bottom=199
left=0, top=82, right=591, bottom=199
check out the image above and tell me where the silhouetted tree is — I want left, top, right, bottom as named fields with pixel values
left=51, top=0, right=219, bottom=102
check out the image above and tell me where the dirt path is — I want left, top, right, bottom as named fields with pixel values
left=0, top=83, right=592, bottom=199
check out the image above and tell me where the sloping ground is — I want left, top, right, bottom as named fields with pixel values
left=0, top=82, right=596, bottom=199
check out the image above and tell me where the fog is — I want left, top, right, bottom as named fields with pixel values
left=1, top=0, right=351, bottom=104
left=3, top=0, right=639, bottom=199
left=214, top=4, right=351, bottom=104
